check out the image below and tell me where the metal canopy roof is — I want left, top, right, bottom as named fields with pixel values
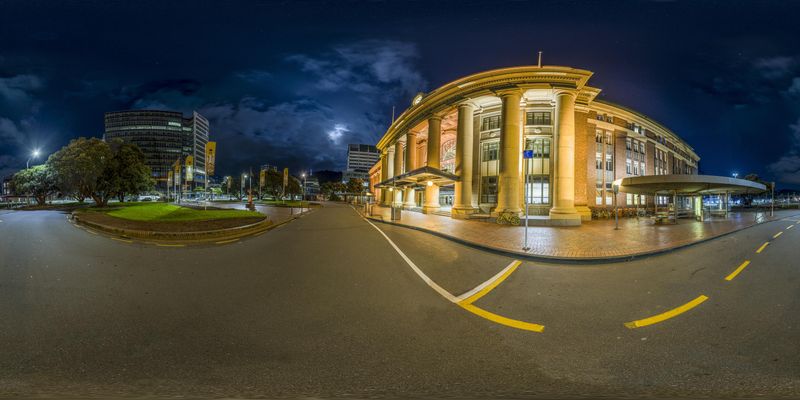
left=617, top=175, right=767, bottom=196
left=375, top=166, right=459, bottom=188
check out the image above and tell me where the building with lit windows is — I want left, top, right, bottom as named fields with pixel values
left=104, top=110, right=210, bottom=191
left=344, top=144, right=380, bottom=182
left=371, top=64, right=700, bottom=225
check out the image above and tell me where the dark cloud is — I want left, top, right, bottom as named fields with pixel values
left=287, top=40, right=427, bottom=101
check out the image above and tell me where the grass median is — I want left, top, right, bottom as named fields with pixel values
left=107, top=203, right=263, bottom=222
left=78, top=202, right=267, bottom=234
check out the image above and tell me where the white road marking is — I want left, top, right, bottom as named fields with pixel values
left=456, top=259, right=522, bottom=302
left=363, top=217, right=458, bottom=303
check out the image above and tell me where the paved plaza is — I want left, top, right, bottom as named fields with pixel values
left=363, top=205, right=799, bottom=260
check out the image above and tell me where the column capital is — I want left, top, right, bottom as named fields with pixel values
left=495, top=87, right=523, bottom=97
left=457, top=101, right=478, bottom=110
left=427, top=114, right=443, bottom=123
left=552, top=88, right=578, bottom=98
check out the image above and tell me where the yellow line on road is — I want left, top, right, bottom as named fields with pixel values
left=724, top=260, right=751, bottom=281
left=215, top=238, right=239, bottom=245
left=787, top=225, right=794, bottom=230
left=624, top=295, right=709, bottom=329
left=155, top=243, right=185, bottom=247
left=85, top=229, right=98, bottom=235
left=756, top=242, right=769, bottom=253
left=458, top=260, right=522, bottom=305
left=111, top=237, right=133, bottom=244
left=773, top=232, right=783, bottom=239
left=460, top=303, right=545, bottom=333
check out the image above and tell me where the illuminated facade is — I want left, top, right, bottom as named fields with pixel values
left=372, top=65, right=699, bottom=225
left=104, top=110, right=210, bottom=191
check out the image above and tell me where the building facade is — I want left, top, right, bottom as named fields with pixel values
left=371, top=65, right=699, bottom=225
left=344, top=144, right=380, bottom=182
left=104, top=110, right=210, bottom=191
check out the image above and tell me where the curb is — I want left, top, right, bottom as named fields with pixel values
left=360, top=210, right=800, bottom=264
left=71, top=208, right=315, bottom=245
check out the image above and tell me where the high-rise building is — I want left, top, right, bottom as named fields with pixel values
left=344, top=144, right=380, bottom=182
left=104, top=110, right=210, bottom=191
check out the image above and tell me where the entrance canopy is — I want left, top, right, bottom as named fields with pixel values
left=617, top=174, right=766, bottom=196
left=375, top=166, right=459, bottom=189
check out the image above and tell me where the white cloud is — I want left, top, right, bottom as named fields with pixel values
left=754, top=56, right=797, bottom=79
left=0, top=74, right=43, bottom=103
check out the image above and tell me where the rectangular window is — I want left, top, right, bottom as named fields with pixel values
left=480, top=176, right=498, bottom=203
left=525, top=111, right=552, bottom=126
left=481, top=142, right=499, bottom=161
left=481, top=115, right=500, bottom=131
left=525, top=175, right=550, bottom=204
left=626, top=159, right=631, bottom=174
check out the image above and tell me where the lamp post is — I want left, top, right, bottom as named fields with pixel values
left=301, top=173, right=306, bottom=213
left=26, top=149, right=40, bottom=169
left=241, top=174, right=247, bottom=202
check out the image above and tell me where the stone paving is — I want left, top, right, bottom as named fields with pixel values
left=362, top=205, right=800, bottom=260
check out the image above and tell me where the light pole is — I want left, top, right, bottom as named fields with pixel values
left=26, top=149, right=40, bottom=169
left=301, top=173, right=306, bottom=213
left=241, top=174, right=247, bottom=202
left=732, top=172, right=738, bottom=179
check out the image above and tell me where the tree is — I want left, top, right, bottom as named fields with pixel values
left=105, top=140, right=154, bottom=202
left=346, top=178, right=366, bottom=197
left=12, top=165, right=57, bottom=206
left=222, top=176, right=243, bottom=200
left=48, top=137, right=114, bottom=206
left=286, top=176, right=302, bottom=199
left=261, top=169, right=284, bottom=200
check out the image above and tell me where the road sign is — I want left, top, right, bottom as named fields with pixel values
left=523, top=149, right=534, bottom=159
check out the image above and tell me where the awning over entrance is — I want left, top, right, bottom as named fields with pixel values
left=616, top=174, right=767, bottom=196
left=374, top=166, right=460, bottom=189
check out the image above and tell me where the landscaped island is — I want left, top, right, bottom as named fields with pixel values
left=76, top=202, right=266, bottom=233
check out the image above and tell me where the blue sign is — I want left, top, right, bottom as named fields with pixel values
left=522, top=150, right=534, bottom=159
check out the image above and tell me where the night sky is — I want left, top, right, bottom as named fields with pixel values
left=2, top=0, right=800, bottom=187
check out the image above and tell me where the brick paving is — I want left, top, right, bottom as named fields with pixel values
left=362, top=205, right=799, bottom=260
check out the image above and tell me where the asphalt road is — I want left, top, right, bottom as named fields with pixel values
left=0, top=204, right=798, bottom=398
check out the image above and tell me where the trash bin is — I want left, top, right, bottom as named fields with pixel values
left=391, top=206, right=402, bottom=220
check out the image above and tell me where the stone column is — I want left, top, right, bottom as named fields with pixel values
left=493, top=89, right=522, bottom=218
left=380, top=152, right=390, bottom=206
left=393, top=141, right=404, bottom=207
left=423, top=115, right=442, bottom=213
left=452, top=102, right=477, bottom=218
left=549, top=90, right=581, bottom=225
left=403, top=131, right=418, bottom=208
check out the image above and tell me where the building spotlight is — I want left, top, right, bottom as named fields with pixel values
left=427, top=180, right=433, bottom=186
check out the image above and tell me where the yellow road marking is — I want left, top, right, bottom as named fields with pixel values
left=458, top=260, right=522, bottom=305
left=787, top=225, right=794, bottom=229
left=756, top=242, right=769, bottom=253
left=773, top=232, right=783, bottom=239
left=111, top=237, right=133, bottom=244
left=724, top=260, right=751, bottom=281
left=459, top=303, right=545, bottom=333
left=155, top=243, right=185, bottom=247
left=85, top=229, right=98, bottom=235
left=215, top=238, right=239, bottom=245
left=624, top=295, right=709, bottom=329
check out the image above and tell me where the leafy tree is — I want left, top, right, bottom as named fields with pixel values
left=286, top=176, right=302, bottom=199
left=105, top=139, right=154, bottom=202
left=346, top=178, right=365, bottom=195
left=12, top=164, right=57, bottom=205
left=261, top=169, right=284, bottom=200
left=48, top=137, right=113, bottom=206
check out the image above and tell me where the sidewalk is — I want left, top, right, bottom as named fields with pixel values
left=362, top=206, right=799, bottom=261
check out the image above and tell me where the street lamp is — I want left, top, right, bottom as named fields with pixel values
left=732, top=172, right=739, bottom=179
left=301, top=173, right=306, bottom=213
left=26, top=149, right=40, bottom=169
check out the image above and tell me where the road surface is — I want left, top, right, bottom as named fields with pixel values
left=0, top=204, right=798, bottom=398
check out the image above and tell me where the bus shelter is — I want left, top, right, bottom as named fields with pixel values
left=615, top=175, right=767, bottom=224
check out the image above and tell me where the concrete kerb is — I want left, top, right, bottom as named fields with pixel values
left=360, top=209, right=800, bottom=264
left=70, top=208, right=316, bottom=245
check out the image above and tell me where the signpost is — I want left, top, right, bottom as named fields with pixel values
left=522, top=149, right=533, bottom=251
